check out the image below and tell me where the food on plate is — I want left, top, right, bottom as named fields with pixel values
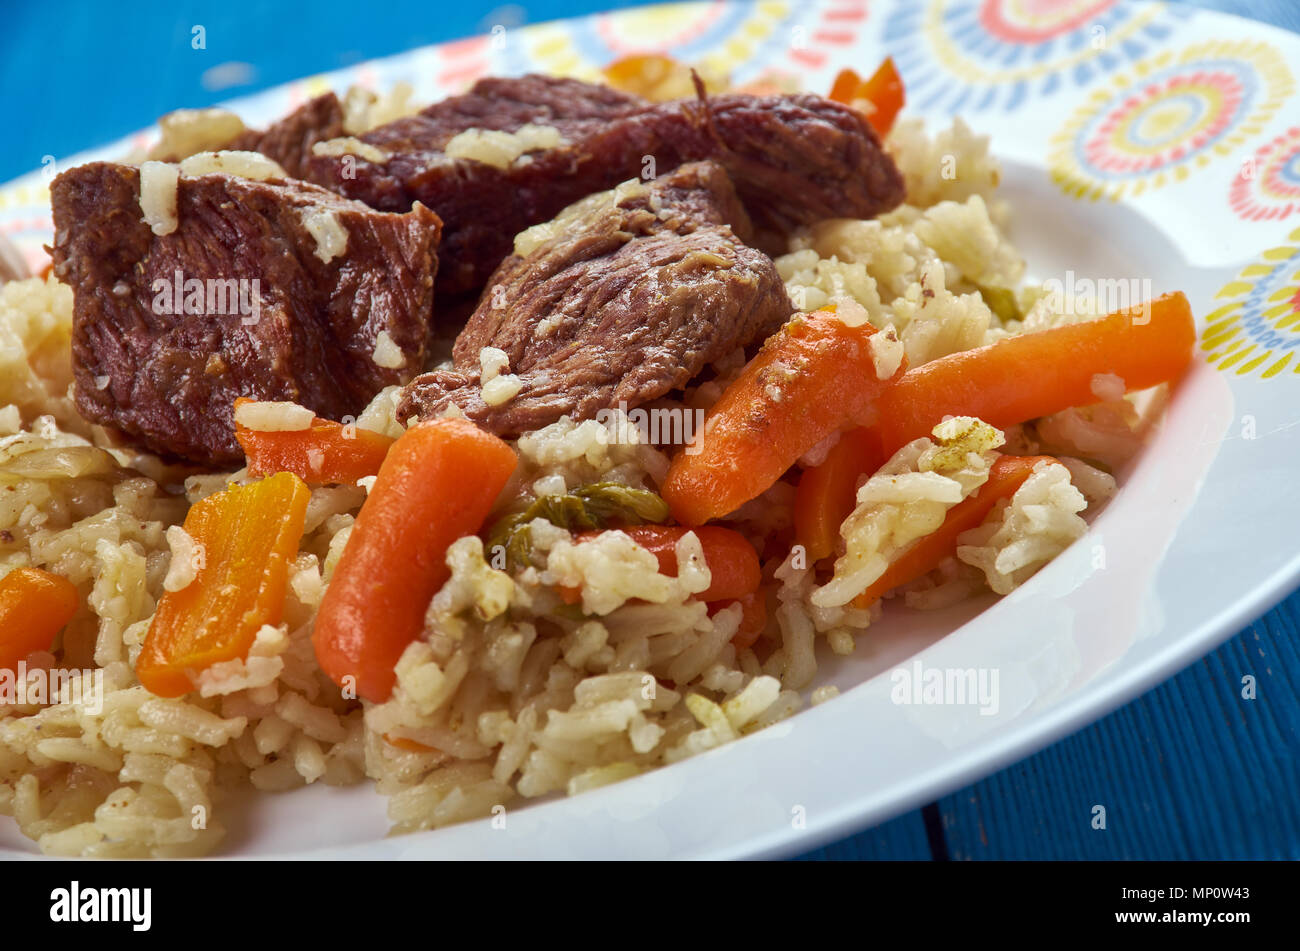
left=233, top=397, right=396, bottom=485
left=48, top=161, right=441, bottom=465
left=303, top=73, right=905, bottom=295
left=0, top=55, right=1197, bottom=857
left=135, top=471, right=311, bottom=698
left=0, top=568, right=81, bottom=672
left=148, top=93, right=347, bottom=180
left=312, top=417, right=518, bottom=703
left=661, top=307, right=907, bottom=526
left=828, top=57, right=906, bottom=138
left=846, top=451, right=1057, bottom=609
left=862, top=292, right=1195, bottom=453
left=226, top=93, right=349, bottom=179
left=397, top=160, right=791, bottom=433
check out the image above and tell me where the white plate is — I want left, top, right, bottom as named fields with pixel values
left=5, top=0, right=1300, bottom=859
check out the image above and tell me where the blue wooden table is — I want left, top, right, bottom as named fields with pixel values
left=8, top=0, right=1298, bottom=860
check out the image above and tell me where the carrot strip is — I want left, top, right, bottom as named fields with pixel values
left=829, top=57, right=905, bottom=137
left=234, top=398, right=395, bottom=485
left=712, top=589, right=768, bottom=651
left=624, top=524, right=760, bottom=601
left=662, top=310, right=905, bottom=526
left=864, top=292, right=1196, bottom=455
left=828, top=67, right=862, bottom=105
left=856, top=57, right=905, bottom=137
left=136, top=472, right=310, bottom=697
left=793, top=428, right=883, bottom=563
left=851, top=454, right=1057, bottom=609
left=569, top=524, right=761, bottom=603
left=0, top=568, right=80, bottom=672
left=312, top=418, right=517, bottom=703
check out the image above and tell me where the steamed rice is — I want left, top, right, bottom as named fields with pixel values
left=0, top=114, right=1150, bottom=856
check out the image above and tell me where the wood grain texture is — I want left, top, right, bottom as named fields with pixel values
left=795, top=810, right=933, bottom=860
left=935, top=598, right=1300, bottom=860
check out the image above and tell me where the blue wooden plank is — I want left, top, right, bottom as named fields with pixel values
left=932, top=595, right=1300, bottom=860
left=795, top=811, right=933, bottom=861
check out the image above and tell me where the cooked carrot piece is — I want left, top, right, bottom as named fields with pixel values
left=856, top=57, right=905, bottom=137
left=568, top=524, right=761, bottom=604
left=828, top=68, right=862, bottom=106
left=234, top=398, right=395, bottom=485
left=662, top=310, right=906, bottom=526
left=864, top=292, right=1197, bottom=455
left=829, top=57, right=905, bottom=137
left=712, top=589, right=768, bottom=651
left=851, top=454, right=1057, bottom=609
left=136, top=472, right=310, bottom=698
left=602, top=54, right=682, bottom=95
left=312, top=418, right=518, bottom=703
left=793, top=428, right=884, bottom=563
left=0, top=568, right=80, bottom=672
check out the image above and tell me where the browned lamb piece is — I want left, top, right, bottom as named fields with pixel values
left=149, top=94, right=348, bottom=180
left=413, top=73, right=647, bottom=142
left=396, top=161, right=792, bottom=435
left=304, top=74, right=904, bottom=297
left=227, top=93, right=347, bottom=179
left=49, top=161, right=441, bottom=466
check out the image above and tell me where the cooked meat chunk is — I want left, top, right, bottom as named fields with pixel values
left=49, top=161, right=441, bottom=465
left=305, top=75, right=903, bottom=296
left=397, top=161, right=790, bottom=435
left=588, top=92, right=906, bottom=242
left=305, top=76, right=645, bottom=296
left=148, top=94, right=348, bottom=178
left=415, top=74, right=647, bottom=142
left=228, top=92, right=347, bottom=179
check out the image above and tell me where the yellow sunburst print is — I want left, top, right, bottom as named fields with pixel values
left=1201, top=225, right=1300, bottom=379
left=1049, top=40, right=1293, bottom=202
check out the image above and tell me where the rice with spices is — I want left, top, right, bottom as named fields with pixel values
left=0, top=110, right=1149, bottom=856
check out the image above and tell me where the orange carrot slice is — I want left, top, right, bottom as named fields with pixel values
left=567, top=524, right=761, bottom=604
left=136, top=472, right=310, bottom=697
left=602, top=54, right=683, bottom=96
left=312, top=418, right=517, bottom=703
left=234, top=398, right=395, bottom=485
left=0, top=568, right=80, bottom=672
left=662, top=310, right=906, bottom=526
left=793, top=428, right=884, bottom=563
left=829, top=57, right=905, bottom=137
left=713, top=589, right=768, bottom=651
left=851, top=454, right=1057, bottom=609
left=384, top=734, right=440, bottom=754
left=828, top=68, right=862, bottom=106
left=864, top=292, right=1196, bottom=455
